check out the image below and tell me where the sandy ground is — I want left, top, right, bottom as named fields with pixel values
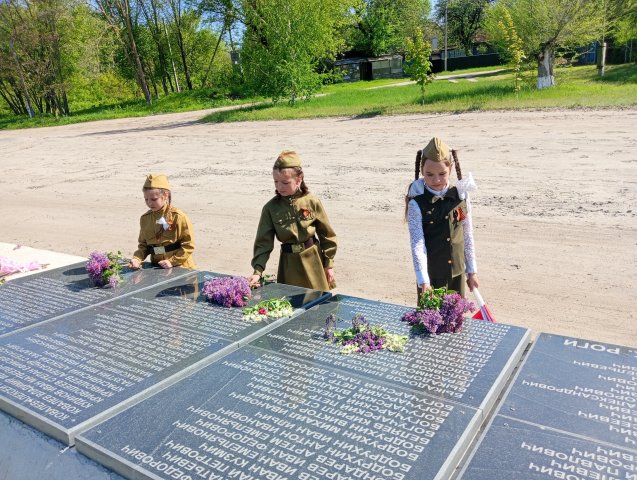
left=1, top=108, right=635, bottom=346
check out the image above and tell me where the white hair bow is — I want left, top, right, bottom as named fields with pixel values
left=455, top=172, right=477, bottom=200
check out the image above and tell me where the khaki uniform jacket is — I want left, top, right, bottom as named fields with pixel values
left=132, top=204, right=196, bottom=269
left=251, top=192, right=337, bottom=290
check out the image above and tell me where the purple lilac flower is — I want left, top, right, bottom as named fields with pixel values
left=86, top=251, right=110, bottom=286
left=324, top=313, right=337, bottom=340
left=351, top=314, right=368, bottom=329
left=202, top=276, right=252, bottom=308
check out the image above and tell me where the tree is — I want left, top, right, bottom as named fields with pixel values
left=0, top=0, right=74, bottom=116
left=241, top=0, right=350, bottom=103
left=485, top=4, right=525, bottom=91
left=96, top=0, right=153, bottom=104
left=404, top=28, right=433, bottom=104
left=485, top=0, right=603, bottom=89
left=347, top=0, right=430, bottom=56
left=434, top=0, right=491, bottom=56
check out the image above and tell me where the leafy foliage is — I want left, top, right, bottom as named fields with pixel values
left=240, top=0, right=349, bottom=103
left=404, top=28, right=434, bottom=104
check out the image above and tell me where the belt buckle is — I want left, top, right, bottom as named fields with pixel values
left=153, top=246, right=166, bottom=255
left=291, top=243, right=304, bottom=253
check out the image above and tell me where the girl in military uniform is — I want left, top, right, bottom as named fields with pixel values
left=248, top=151, right=337, bottom=291
left=406, top=137, right=479, bottom=298
left=129, top=174, right=196, bottom=269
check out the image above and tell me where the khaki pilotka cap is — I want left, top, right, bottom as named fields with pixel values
left=422, top=137, right=450, bottom=162
left=273, top=150, right=302, bottom=169
left=143, top=174, right=171, bottom=190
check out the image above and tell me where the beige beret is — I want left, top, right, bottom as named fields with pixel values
left=273, top=150, right=302, bottom=169
left=143, top=174, right=171, bottom=190
left=422, top=137, right=450, bottom=162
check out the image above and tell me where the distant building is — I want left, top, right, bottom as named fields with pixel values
left=334, top=55, right=403, bottom=82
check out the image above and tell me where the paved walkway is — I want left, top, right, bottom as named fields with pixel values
left=364, top=68, right=507, bottom=89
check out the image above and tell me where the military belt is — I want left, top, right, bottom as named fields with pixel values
left=147, top=242, right=181, bottom=256
left=281, top=237, right=316, bottom=254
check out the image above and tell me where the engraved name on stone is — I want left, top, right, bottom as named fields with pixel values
left=116, top=353, right=453, bottom=480
left=0, top=297, right=227, bottom=423
left=264, top=309, right=508, bottom=400
left=521, top=338, right=637, bottom=446
left=0, top=276, right=109, bottom=331
left=519, top=441, right=637, bottom=479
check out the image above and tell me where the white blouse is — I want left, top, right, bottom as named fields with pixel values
left=407, top=179, right=477, bottom=285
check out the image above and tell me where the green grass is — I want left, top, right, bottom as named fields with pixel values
left=202, top=64, right=637, bottom=123
left=1, top=64, right=635, bottom=129
left=0, top=88, right=254, bottom=130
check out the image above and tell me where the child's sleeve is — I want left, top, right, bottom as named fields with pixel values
left=407, top=199, right=429, bottom=285
left=251, top=205, right=276, bottom=275
left=463, top=198, right=477, bottom=274
left=132, top=217, right=148, bottom=262
left=313, top=198, right=337, bottom=268
left=169, top=213, right=195, bottom=266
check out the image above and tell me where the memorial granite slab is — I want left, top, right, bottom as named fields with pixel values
left=0, top=271, right=328, bottom=445
left=0, top=410, right=125, bottom=480
left=0, top=261, right=192, bottom=337
left=478, top=333, right=637, bottom=452
left=76, top=345, right=482, bottom=480
left=251, top=294, right=532, bottom=412
left=457, top=416, right=637, bottom=479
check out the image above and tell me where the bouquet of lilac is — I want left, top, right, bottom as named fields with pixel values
left=86, top=251, right=124, bottom=288
left=401, top=288, right=475, bottom=335
left=324, top=313, right=407, bottom=354
left=202, top=276, right=252, bottom=308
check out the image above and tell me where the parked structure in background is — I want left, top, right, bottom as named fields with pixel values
left=334, top=55, right=404, bottom=81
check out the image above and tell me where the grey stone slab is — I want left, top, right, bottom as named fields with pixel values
left=494, top=333, right=637, bottom=451
left=77, top=346, right=482, bottom=480
left=0, top=410, right=125, bottom=480
left=0, top=271, right=327, bottom=445
left=251, top=294, right=531, bottom=411
left=0, top=261, right=192, bottom=337
left=458, top=416, right=637, bottom=479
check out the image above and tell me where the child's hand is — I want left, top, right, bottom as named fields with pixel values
left=324, top=267, right=335, bottom=285
left=248, top=274, right=261, bottom=288
left=129, top=258, right=141, bottom=269
left=158, top=259, right=173, bottom=269
left=466, top=273, right=479, bottom=292
left=419, top=283, right=432, bottom=292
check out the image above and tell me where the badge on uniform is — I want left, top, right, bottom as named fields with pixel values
left=453, top=206, right=466, bottom=222
left=156, top=216, right=173, bottom=231
left=300, top=208, right=313, bottom=220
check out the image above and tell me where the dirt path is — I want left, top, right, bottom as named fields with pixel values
left=1, top=108, right=636, bottom=345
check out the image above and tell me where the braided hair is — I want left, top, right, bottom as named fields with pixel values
left=414, top=149, right=423, bottom=181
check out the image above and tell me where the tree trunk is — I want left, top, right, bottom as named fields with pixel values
left=163, top=20, right=181, bottom=92
left=201, top=25, right=225, bottom=89
left=9, top=38, right=35, bottom=118
left=175, top=28, right=193, bottom=90
left=536, top=45, right=555, bottom=89
left=123, top=0, right=152, bottom=104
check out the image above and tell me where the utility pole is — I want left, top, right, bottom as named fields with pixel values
left=444, top=2, right=448, bottom=72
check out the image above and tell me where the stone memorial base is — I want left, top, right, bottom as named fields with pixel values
left=1, top=247, right=635, bottom=480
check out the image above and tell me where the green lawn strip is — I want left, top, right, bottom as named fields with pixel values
left=1, top=64, right=635, bottom=130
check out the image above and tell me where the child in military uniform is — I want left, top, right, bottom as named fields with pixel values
left=406, top=137, right=479, bottom=298
left=248, top=151, right=337, bottom=291
left=129, top=174, right=196, bottom=270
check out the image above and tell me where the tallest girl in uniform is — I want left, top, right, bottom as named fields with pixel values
left=248, top=150, right=337, bottom=291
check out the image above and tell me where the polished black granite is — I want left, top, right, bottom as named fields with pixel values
left=0, top=272, right=328, bottom=445
left=458, top=416, right=637, bottom=479
left=251, top=294, right=532, bottom=410
left=0, top=261, right=192, bottom=337
left=77, top=345, right=482, bottom=480
left=494, top=333, right=637, bottom=451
